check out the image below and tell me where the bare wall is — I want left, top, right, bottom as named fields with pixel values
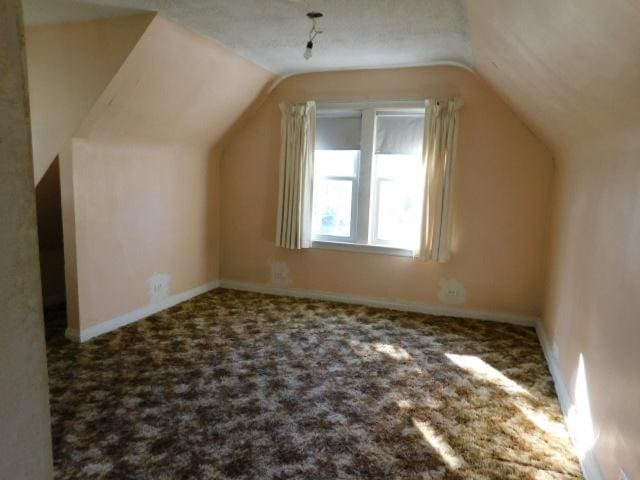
left=0, top=0, right=53, bottom=477
left=25, top=15, right=153, bottom=312
left=469, top=1, right=640, bottom=477
left=63, top=15, right=274, bottom=332
left=25, top=14, right=153, bottom=185
left=220, top=66, right=553, bottom=318
left=544, top=136, right=640, bottom=479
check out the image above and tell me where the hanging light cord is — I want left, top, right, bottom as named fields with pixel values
left=308, top=16, right=322, bottom=43
left=304, top=12, right=323, bottom=59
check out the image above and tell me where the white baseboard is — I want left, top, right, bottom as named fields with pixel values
left=221, top=279, right=604, bottom=479
left=219, top=279, right=539, bottom=327
left=535, top=321, right=605, bottom=480
left=62, top=275, right=604, bottom=479
left=65, top=280, right=219, bottom=343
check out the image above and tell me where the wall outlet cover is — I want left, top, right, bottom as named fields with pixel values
left=437, top=278, right=467, bottom=305
left=270, top=261, right=291, bottom=286
left=148, top=273, right=171, bottom=303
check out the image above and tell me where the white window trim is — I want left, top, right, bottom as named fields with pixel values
left=316, top=100, right=425, bottom=111
left=311, top=240, right=414, bottom=257
left=370, top=177, right=394, bottom=246
left=356, top=108, right=375, bottom=244
left=312, top=100, right=425, bottom=256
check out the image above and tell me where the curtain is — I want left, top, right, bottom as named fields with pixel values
left=416, top=98, right=463, bottom=262
left=275, top=101, right=316, bottom=249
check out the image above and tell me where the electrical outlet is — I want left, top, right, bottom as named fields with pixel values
left=437, top=278, right=467, bottom=305
left=270, top=261, right=291, bottom=286
left=148, top=273, right=171, bottom=303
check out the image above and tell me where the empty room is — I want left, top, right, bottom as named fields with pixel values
left=1, top=0, right=638, bottom=479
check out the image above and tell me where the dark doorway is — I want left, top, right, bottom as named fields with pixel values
left=36, top=156, right=66, bottom=323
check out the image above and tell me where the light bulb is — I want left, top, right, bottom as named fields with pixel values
left=303, top=41, right=313, bottom=60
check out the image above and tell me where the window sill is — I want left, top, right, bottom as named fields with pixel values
left=311, top=240, right=414, bottom=257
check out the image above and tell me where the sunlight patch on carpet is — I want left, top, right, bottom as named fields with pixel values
left=44, top=290, right=583, bottom=479
left=445, top=352, right=530, bottom=396
left=412, top=418, right=465, bottom=470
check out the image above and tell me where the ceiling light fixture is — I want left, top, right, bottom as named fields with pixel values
left=304, top=12, right=323, bottom=60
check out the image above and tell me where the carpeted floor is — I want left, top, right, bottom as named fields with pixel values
left=45, top=289, right=582, bottom=479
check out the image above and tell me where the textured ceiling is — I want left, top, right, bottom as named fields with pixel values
left=23, top=0, right=144, bottom=25
left=21, top=0, right=472, bottom=75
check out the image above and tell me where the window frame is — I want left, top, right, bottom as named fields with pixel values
left=370, top=176, right=395, bottom=246
left=311, top=100, right=426, bottom=255
left=310, top=152, right=360, bottom=244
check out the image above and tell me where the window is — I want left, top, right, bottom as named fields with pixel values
left=312, top=110, right=361, bottom=241
left=311, top=102, right=425, bottom=254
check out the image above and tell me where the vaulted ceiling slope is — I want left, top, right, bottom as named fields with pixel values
left=25, top=11, right=276, bottom=184
left=467, top=3, right=640, bottom=479
left=26, top=14, right=152, bottom=184
left=468, top=0, right=640, bottom=156
left=23, top=0, right=640, bottom=157
left=74, top=14, right=275, bottom=148
left=22, top=0, right=473, bottom=74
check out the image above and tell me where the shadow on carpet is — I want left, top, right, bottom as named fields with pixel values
left=46, top=289, right=582, bottom=479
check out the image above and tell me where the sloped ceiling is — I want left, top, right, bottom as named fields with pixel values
left=22, top=0, right=640, bottom=158
left=25, top=14, right=153, bottom=184
left=22, top=0, right=472, bottom=74
left=468, top=0, right=640, bottom=156
left=75, top=14, right=275, bottom=149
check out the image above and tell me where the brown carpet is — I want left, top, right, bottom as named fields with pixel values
left=45, top=289, right=582, bottom=479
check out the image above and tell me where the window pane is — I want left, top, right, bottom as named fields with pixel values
left=376, top=179, right=420, bottom=246
left=312, top=179, right=353, bottom=237
left=375, top=153, right=421, bottom=179
left=314, top=150, right=358, bottom=178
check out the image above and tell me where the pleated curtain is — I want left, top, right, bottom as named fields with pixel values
left=275, top=101, right=316, bottom=249
left=416, top=98, right=463, bottom=262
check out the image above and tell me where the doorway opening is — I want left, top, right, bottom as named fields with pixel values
left=35, top=156, right=67, bottom=336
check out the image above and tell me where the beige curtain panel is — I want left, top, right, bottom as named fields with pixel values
left=275, top=101, right=316, bottom=249
left=417, top=98, right=463, bottom=262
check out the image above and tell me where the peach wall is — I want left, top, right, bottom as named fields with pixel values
left=25, top=14, right=152, bottom=185
left=71, top=140, right=220, bottom=328
left=62, top=14, right=274, bottom=331
left=469, top=1, right=640, bottom=477
left=220, top=66, right=553, bottom=318
left=544, top=137, right=640, bottom=479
